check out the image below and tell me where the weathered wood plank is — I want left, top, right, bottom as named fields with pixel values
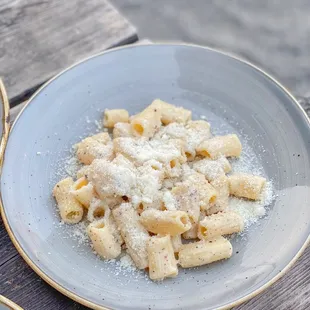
left=0, top=0, right=138, bottom=107
left=0, top=243, right=88, bottom=309
left=0, top=217, right=19, bottom=266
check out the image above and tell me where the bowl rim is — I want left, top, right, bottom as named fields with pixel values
left=0, top=42, right=309, bottom=310
left=0, top=79, right=10, bottom=169
left=0, top=295, right=23, bottom=310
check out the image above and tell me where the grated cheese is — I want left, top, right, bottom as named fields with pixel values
left=229, top=180, right=275, bottom=228
left=53, top=104, right=275, bottom=280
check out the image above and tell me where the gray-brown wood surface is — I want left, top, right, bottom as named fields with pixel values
left=0, top=0, right=137, bottom=107
left=1, top=98, right=309, bottom=309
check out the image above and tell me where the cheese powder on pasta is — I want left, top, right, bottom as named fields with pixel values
left=53, top=99, right=270, bottom=281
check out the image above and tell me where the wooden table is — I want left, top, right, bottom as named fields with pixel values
left=0, top=1, right=309, bottom=309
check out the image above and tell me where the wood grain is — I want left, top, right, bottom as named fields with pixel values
left=1, top=92, right=310, bottom=308
left=0, top=0, right=138, bottom=107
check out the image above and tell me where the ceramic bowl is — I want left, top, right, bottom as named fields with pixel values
left=1, top=44, right=309, bottom=310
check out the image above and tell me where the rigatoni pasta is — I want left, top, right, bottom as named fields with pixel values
left=228, top=173, right=266, bottom=200
left=171, top=234, right=183, bottom=253
left=113, top=122, right=133, bottom=138
left=185, top=172, right=218, bottom=211
left=140, top=209, right=191, bottom=236
left=192, top=157, right=231, bottom=181
left=207, top=175, right=230, bottom=215
left=103, top=109, right=129, bottom=128
left=179, top=237, right=233, bottom=268
left=53, top=98, right=272, bottom=281
left=131, top=104, right=161, bottom=138
left=152, top=99, right=192, bottom=125
left=198, top=211, right=244, bottom=240
left=71, top=177, right=95, bottom=208
left=87, top=217, right=122, bottom=259
left=147, top=235, right=178, bottom=280
left=197, top=134, right=242, bottom=159
left=76, top=132, right=114, bottom=165
left=53, top=178, right=84, bottom=224
left=171, top=182, right=200, bottom=223
left=112, top=203, right=149, bottom=269
left=87, top=198, right=110, bottom=222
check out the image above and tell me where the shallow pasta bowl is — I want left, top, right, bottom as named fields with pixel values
left=1, top=44, right=310, bottom=310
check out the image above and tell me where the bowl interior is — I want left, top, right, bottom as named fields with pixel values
left=1, top=44, right=310, bottom=310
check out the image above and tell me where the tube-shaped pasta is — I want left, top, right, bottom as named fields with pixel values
left=76, top=165, right=90, bottom=179
left=198, top=211, right=244, bottom=239
left=87, top=218, right=122, bottom=259
left=53, top=178, right=83, bottom=224
left=217, top=156, right=232, bottom=173
left=182, top=211, right=205, bottom=239
left=185, top=173, right=218, bottom=211
left=197, top=134, right=242, bottom=159
left=113, top=122, right=133, bottom=138
left=87, top=198, right=110, bottom=222
left=192, top=157, right=231, bottom=181
left=171, top=234, right=182, bottom=253
left=103, top=109, right=129, bottom=128
left=76, top=133, right=114, bottom=165
left=140, top=209, right=191, bottom=236
left=228, top=173, right=266, bottom=200
left=131, top=104, right=161, bottom=138
left=71, top=177, right=95, bottom=208
left=179, top=237, right=233, bottom=268
left=88, top=159, right=137, bottom=198
left=147, top=235, right=178, bottom=280
left=185, top=120, right=211, bottom=160
left=182, top=223, right=198, bottom=239
left=207, top=175, right=230, bottom=215
left=91, top=132, right=111, bottom=144
left=171, top=183, right=200, bottom=223
left=113, top=137, right=185, bottom=167
left=200, top=181, right=218, bottom=211
left=112, top=203, right=149, bottom=269
left=151, top=99, right=192, bottom=125
left=186, top=120, right=210, bottom=132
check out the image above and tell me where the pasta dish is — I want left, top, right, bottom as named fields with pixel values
left=53, top=99, right=267, bottom=280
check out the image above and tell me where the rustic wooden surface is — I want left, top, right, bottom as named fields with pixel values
left=0, top=0, right=138, bottom=107
left=0, top=2, right=309, bottom=306
left=1, top=98, right=309, bottom=309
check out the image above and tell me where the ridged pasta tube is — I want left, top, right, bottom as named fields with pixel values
left=151, top=99, right=192, bottom=125
left=113, top=203, right=149, bottom=269
left=71, top=177, right=95, bottom=208
left=53, top=178, right=83, bottom=224
left=197, top=134, right=242, bottom=159
left=87, top=217, right=122, bottom=259
left=103, top=109, right=129, bottom=128
left=198, top=211, right=244, bottom=239
left=179, top=237, right=233, bottom=268
left=147, top=235, right=178, bottom=280
left=131, top=104, right=161, bottom=138
left=76, top=132, right=113, bottom=164
left=228, top=173, right=266, bottom=200
left=140, top=209, right=191, bottom=236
